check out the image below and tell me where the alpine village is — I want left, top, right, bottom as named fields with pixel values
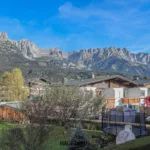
left=1, top=1, right=150, bottom=149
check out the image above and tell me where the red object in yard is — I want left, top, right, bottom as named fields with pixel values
left=145, top=96, right=150, bottom=107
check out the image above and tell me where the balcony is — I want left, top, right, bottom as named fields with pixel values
left=122, top=98, right=140, bottom=104
left=104, top=98, right=115, bottom=108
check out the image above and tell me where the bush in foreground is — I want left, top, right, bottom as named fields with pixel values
left=68, top=123, right=95, bottom=150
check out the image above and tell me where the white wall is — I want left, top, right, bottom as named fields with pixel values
left=81, top=87, right=124, bottom=107
left=124, top=88, right=140, bottom=98
left=80, top=86, right=97, bottom=92
left=101, top=88, right=115, bottom=98
left=80, top=86, right=97, bottom=96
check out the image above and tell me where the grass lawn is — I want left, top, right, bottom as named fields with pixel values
left=0, top=122, right=16, bottom=131
left=0, top=122, right=108, bottom=150
left=44, top=126, right=105, bottom=150
left=1, top=122, right=150, bottom=150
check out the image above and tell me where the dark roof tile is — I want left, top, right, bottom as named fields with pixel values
left=65, top=75, right=137, bottom=86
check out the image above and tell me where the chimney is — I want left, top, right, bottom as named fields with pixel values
left=133, top=76, right=139, bottom=80
left=92, top=73, right=95, bottom=79
left=64, top=78, right=68, bottom=83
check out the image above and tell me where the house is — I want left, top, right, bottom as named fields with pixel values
left=28, top=78, right=51, bottom=96
left=65, top=75, right=138, bottom=109
left=0, top=101, right=24, bottom=122
left=65, top=75, right=138, bottom=88
left=27, top=75, right=150, bottom=112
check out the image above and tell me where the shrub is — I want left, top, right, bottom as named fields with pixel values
left=68, top=123, right=95, bottom=150
left=103, top=136, right=150, bottom=150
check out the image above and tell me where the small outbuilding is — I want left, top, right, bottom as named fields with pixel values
left=28, top=78, right=51, bottom=96
left=0, top=101, right=24, bottom=123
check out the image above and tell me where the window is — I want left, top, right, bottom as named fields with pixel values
left=123, top=89, right=128, bottom=98
left=97, top=90, right=102, bottom=95
left=141, top=90, right=145, bottom=97
left=123, top=90, right=125, bottom=97
left=148, top=88, right=150, bottom=96
left=119, top=91, right=121, bottom=98
left=130, top=105, right=139, bottom=112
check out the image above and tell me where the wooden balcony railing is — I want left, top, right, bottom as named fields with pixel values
left=104, top=98, right=115, bottom=104
left=122, top=98, right=140, bottom=104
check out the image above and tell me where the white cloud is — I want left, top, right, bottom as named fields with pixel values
left=112, top=0, right=149, bottom=6
left=58, top=2, right=118, bottom=21
left=1, top=1, right=150, bottom=52
left=56, top=1, right=150, bottom=40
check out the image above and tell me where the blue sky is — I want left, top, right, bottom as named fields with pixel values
left=0, top=0, right=150, bottom=52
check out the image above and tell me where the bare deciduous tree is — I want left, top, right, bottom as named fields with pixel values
left=0, top=85, right=104, bottom=150
left=36, top=86, right=104, bottom=133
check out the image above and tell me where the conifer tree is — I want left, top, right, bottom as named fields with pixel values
left=68, top=123, right=94, bottom=150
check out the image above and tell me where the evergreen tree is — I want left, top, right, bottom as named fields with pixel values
left=68, top=123, right=94, bottom=150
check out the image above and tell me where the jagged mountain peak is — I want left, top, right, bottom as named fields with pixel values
left=49, top=48, right=68, bottom=59
left=17, top=38, right=37, bottom=47
left=0, top=32, right=68, bottom=59
left=0, top=32, right=8, bottom=40
left=16, top=39, right=49, bottom=59
left=1, top=31, right=150, bottom=75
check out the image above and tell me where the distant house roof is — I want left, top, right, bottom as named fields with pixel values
left=135, top=79, right=150, bottom=85
left=0, top=101, right=23, bottom=110
left=29, top=77, right=51, bottom=86
left=65, top=75, right=138, bottom=87
left=39, top=78, right=51, bottom=84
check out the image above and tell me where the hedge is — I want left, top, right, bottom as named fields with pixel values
left=103, top=136, right=150, bottom=150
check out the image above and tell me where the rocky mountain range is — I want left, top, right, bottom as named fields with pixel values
left=0, top=32, right=150, bottom=76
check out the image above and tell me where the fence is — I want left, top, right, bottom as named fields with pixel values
left=140, top=107, right=150, bottom=117
left=102, top=109, right=147, bottom=137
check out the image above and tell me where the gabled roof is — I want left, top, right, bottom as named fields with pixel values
left=65, top=75, right=138, bottom=87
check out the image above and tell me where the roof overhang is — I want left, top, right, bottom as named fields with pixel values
left=78, top=75, right=138, bottom=87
